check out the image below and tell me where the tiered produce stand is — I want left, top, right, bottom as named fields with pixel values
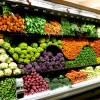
left=0, top=0, right=100, bottom=100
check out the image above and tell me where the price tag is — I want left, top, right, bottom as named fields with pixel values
left=16, top=78, right=24, bottom=87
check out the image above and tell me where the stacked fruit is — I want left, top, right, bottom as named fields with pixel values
left=44, top=75, right=71, bottom=90
left=65, top=47, right=97, bottom=68
left=0, top=48, right=21, bottom=77
left=0, top=78, right=16, bottom=100
left=23, top=72, right=49, bottom=95
left=65, top=70, right=88, bottom=84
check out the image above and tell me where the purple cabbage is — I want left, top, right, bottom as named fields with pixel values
left=31, top=67, right=35, bottom=72
left=42, top=50, right=47, bottom=56
left=47, top=66, right=53, bottom=70
left=51, top=61, right=55, bottom=66
left=17, top=64, right=24, bottom=69
left=55, top=61, right=60, bottom=65
left=60, top=57, right=64, bottom=61
left=35, top=66, right=42, bottom=72
left=23, top=67, right=28, bottom=72
left=25, top=64, right=32, bottom=70
left=47, top=52, right=53, bottom=57
left=41, top=66, right=47, bottom=71
left=57, top=53, right=63, bottom=57
left=61, top=61, right=65, bottom=66
left=53, top=66, right=59, bottom=69
left=55, top=56, right=60, bottom=61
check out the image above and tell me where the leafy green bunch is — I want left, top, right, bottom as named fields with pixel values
left=61, top=18, right=79, bottom=36
left=2, top=6, right=13, bottom=16
left=80, top=24, right=97, bottom=38
left=25, top=15, right=46, bottom=35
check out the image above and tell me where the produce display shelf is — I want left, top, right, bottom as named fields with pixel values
left=0, top=31, right=99, bottom=39
left=1, top=0, right=100, bottom=23
left=19, top=78, right=100, bottom=100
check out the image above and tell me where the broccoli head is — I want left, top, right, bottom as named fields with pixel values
left=52, top=78, right=59, bottom=83
left=12, top=53, right=19, bottom=60
left=31, top=43, right=38, bottom=48
left=49, top=83, right=58, bottom=90
left=18, top=58, right=24, bottom=63
left=24, top=59, right=30, bottom=64
left=20, top=54, right=25, bottom=58
left=59, top=75, right=65, bottom=79
left=27, top=46, right=33, bottom=53
left=8, top=47, right=14, bottom=54
left=2, top=42, right=11, bottom=50
left=31, top=57, right=36, bottom=62
left=14, top=47, right=21, bottom=54
left=44, top=78, right=50, bottom=83
left=21, top=50, right=27, bottom=55
left=25, top=54, right=31, bottom=59
left=18, top=42, right=28, bottom=50
left=62, top=78, right=70, bottom=85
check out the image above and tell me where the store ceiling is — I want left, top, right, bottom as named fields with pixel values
left=64, top=0, right=100, bottom=10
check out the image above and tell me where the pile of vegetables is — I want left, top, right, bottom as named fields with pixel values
left=0, top=6, right=24, bottom=33
left=62, top=37, right=89, bottom=60
left=25, top=15, right=46, bottom=34
left=0, top=48, right=21, bottom=77
left=0, top=78, right=16, bottom=100
left=2, top=37, right=62, bottom=64
left=65, top=70, right=88, bottom=84
left=44, top=21, right=61, bottom=35
left=80, top=24, right=97, bottom=38
left=32, top=51, right=65, bottom=72
left=44, top=75, right=71, bottom=90
left=2, top=41, right=42, bottom=64
left=61, top=18, right=78, bottom=36
left=81, top=66, right=100, bottom=80
left=94, top=66, right=100, bottom=78
left=21, top=50, right=65, bottom=73
left=61, top=18, right=98, bottom=38
left=38, top=37, right=62, bottom=49
left=23, top=72, right=49, bottom=95
left=65, top=47, right=97, bottom=68
left=90, top=40, right=100, bottom=57
left=18, top=64, right=35, bottom=74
